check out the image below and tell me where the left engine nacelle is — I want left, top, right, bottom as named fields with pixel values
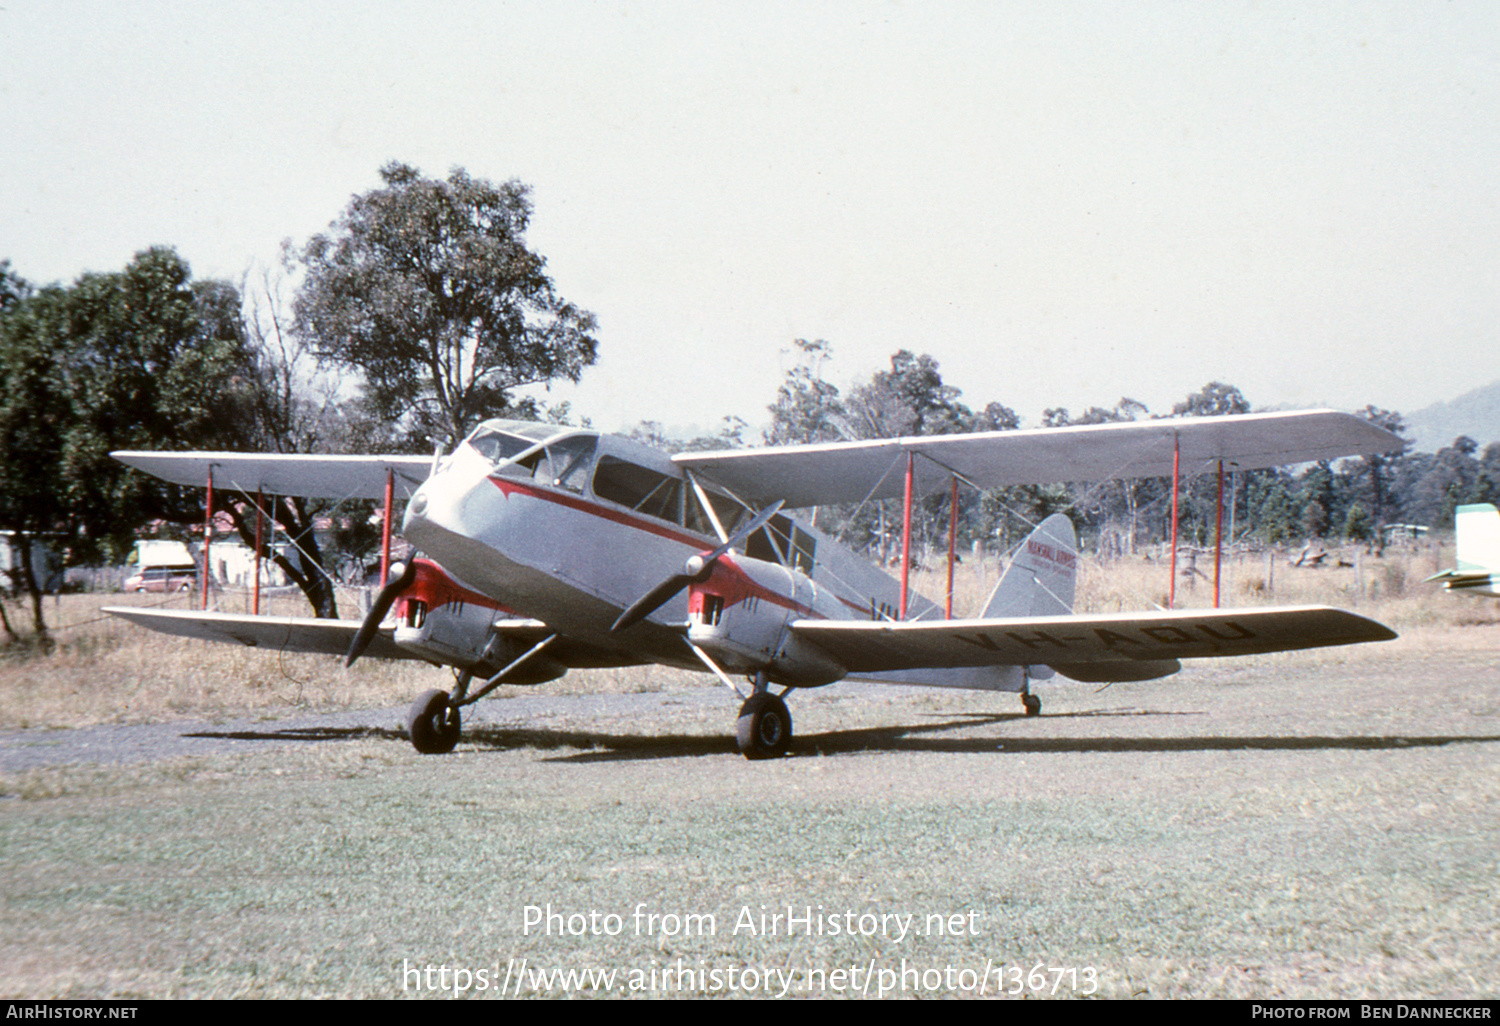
left=391, top=560, right=565, bottom=684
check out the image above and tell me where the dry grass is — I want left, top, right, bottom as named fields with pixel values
left=0, top=589, right=691, bottom=731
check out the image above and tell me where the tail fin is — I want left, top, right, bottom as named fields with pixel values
left=982, top=513, right=1078, bottom=618
left=1456, top=503, right=1500, bottom=572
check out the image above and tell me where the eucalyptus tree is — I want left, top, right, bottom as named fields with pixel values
left=293, top=162, right=599, bottom=450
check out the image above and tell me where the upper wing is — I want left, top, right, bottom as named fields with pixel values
left=110, top=451, right=434, bottom=500
left=674, top=410, right=1404, bottom=508
left=791, top=605, right=1397, bottom=683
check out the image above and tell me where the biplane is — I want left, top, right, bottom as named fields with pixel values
left=1426, top=503, right=1500, bottom=598
left=108, top=409, right=1403, bottom=759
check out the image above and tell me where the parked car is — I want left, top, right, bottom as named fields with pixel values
left=124, top=566, right=198, bottom=593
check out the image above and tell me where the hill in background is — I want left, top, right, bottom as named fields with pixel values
left=1404, top=380, right=1500, bottom=453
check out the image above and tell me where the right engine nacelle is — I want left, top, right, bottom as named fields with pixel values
left=685, top=556, right=846, bottom=688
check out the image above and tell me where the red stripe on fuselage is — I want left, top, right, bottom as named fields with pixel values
left=489, top=475, right=710, bottom=549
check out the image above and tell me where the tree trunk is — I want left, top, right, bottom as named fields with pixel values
left=13, top=532, right=51, bottom=643
left=224, top=495, right=341, bottom=619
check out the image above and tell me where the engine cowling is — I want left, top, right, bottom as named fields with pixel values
left=391, top=560, right=565, bottom=683
left=684, top=555, right=846, bottom=688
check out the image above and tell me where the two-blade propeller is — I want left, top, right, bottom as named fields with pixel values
left=345, top=560, right=418, bottom=667
left=610, top=500, right=784, bottom=634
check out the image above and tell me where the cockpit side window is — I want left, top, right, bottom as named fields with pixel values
left=544, top=436, right=596, bottom=494
left=744, top=514, right=815, bottom=572
left=467, top=428, right=535, bottom=465
left=789, top=524, right=817, bottom=574
left=465, top=426, right=596, bottom=493
left=466, top=427, right=544, bottom=478
left=746, top=514, right=790, bottom=564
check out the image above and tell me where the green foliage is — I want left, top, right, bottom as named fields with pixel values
left=1172, top=381, right=1251, bottom=417
left=1343, top=502, right=1374, bottom=543
left=0, top=250, right=252, bottom=635
left=766, top=339, right=848, bottom=446
left=1248, top=474, right=1294, bottom=544
left=845, top=349, right=1013, bottom=439
left=293, top=161, right=599, bottom=450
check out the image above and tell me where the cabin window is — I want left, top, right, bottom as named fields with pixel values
left=741, top=514, right=815, bottom=572
left=745, top=516, right=787, bottom=564
left=592, top=457, right=682, bottom=522
left=789, top=525, right=816, bottom=574
left=684, top=485, right=747, bottom=540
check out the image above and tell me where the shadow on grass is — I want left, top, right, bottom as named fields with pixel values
left=544, top=724, right=1500, bottom=763
left=181, top=716, right=1500, bottom=764
left=183, top=726, right=405, bottom=743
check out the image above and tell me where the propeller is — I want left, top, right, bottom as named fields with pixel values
left=345, top=559, right=418, bottom=667
left=610, top=500, right=784, bottom=634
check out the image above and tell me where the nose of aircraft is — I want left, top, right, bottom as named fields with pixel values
left=402, top=457, right=495, bottom=551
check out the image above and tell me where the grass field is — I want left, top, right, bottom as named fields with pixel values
left=1, top=544, right=1498, bottom=999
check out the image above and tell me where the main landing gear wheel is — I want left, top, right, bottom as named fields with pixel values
left=407, top=688, right=461, bottom=754
left=736, top=692, right=792, bottom=760
left=1022, top=693, right=1042, bottom=717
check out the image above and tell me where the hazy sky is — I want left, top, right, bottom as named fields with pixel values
left=4, top=1, right=1497, bottom=436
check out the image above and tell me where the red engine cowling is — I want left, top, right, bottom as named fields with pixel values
left=392, top=560, right=565, bottom=683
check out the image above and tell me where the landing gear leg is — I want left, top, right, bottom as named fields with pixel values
left=735, top=672, right=793, bottom=760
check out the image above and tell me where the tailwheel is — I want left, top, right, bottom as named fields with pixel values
left=1022, top=692, right=1042, bottom=717
left=736, top=692, right=793, bottom=760
left=407, top=688, right=461, bottom=754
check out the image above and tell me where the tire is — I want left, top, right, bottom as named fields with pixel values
left=1022, top=693, right=1042, bottom=717
left=736, top=692, right=792, bottom=760
left=407, top=688, right=461, bottom=754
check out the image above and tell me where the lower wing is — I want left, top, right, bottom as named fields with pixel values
left=104, top=606, right=425, bottom=661
left=792, top=605, right=1396, bottom=683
